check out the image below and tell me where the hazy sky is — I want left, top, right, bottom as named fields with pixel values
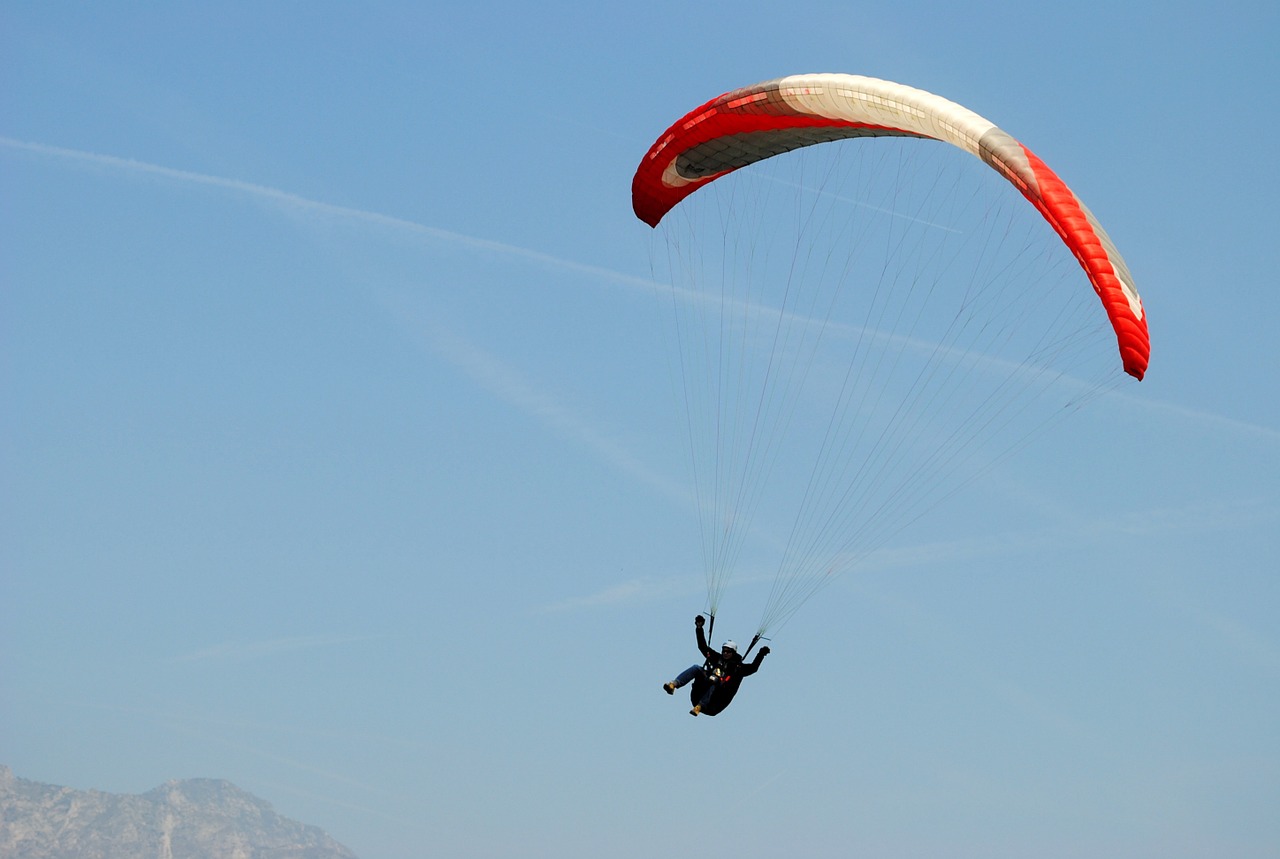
left=3, top=3, right=1278, bottom=858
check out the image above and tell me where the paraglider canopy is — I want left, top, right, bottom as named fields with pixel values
left=632, top=73, right=1148, bottom=379
left=635, top=73, right=1150, bottom=640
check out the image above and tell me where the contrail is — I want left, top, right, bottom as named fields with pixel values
left=0, top=135, right=661, bottom=294
left=6, top=136, right=1277, bottom=446
left=4, top=137, right=700, bottom=509
left=389, top=301, right=692, bottom=507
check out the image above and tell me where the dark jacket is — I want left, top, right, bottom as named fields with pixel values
left=690, top=623, right=766, bottom=715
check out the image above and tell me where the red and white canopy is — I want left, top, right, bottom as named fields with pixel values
left=632, top=74, right=1149, bottom=379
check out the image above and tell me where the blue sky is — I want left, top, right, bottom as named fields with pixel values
left=3, top=2, right=1278, bottom=858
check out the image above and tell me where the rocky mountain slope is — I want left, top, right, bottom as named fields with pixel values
left=0, top=765, right=358, bottom=859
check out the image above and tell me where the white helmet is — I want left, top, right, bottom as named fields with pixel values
left=721, top=640, right=738, bottom=654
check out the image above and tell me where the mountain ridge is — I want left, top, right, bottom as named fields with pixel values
left=0, top=765, right=359, bottom=859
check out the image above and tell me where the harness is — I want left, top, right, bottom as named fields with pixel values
left=702, top=655, right=735, bottom=685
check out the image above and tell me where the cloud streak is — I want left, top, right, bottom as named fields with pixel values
left=0, top=135, right=661, bottom=295
left=386, top=302, right=693, bottom=508
left=5, top=135, right=699, bottom=509
left=533, top=575, right=703, bottom=614
left=539, top=496, right=1280, bottom=615
left=6, top=135, right=1276, bottom=450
